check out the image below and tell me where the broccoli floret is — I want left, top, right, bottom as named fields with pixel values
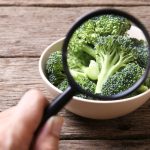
left=46, top=51, right=65, bottom=86
left=57, top=78, right=94, bottom=99
left=121, top=37, right=149, bottom=68
left=67, top=50, right=93, bottom=71
left=95, top=35, right=137, bottom=93
left=132, top=39, right=148, bottom=68
left=57, top=70, right=96, bottom=94
left=57, top=79, right=69, bottom=91
left=70, top=70, right=96, bottom=93
left=94, top=15, right=131, bottom=36
left=57, top=79, right=94, bottom=99
left=101, top=63, right=144, bottom=96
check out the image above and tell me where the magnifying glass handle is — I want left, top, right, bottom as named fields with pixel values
left=37, top=86, right=75, bottom=131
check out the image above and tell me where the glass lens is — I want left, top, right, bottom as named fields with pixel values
left=63, top=11, right=150, bottom=99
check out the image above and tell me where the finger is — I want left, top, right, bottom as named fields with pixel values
left=0, top=107, right=15, bottom=118
left=10, top=89, right=49, bottom=138
left=0, top=107, right=16, bottom=123
left=33, top=116, right=64, bottom=150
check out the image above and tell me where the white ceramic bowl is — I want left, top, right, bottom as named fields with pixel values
left=39, top=29, right=150, bottom=119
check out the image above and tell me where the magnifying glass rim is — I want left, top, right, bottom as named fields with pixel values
left=62, top=8, right=150, bottom=100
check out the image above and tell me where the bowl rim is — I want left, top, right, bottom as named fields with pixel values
left=39, top=37, right=150, bottom=104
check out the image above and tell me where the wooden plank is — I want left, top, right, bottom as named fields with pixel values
left=0, top=6, right=150, bottom=57
left=1, top=58, right=150, bottom=139
left=0, top=57, right=53, bottom=110
left=60, top=139, right=150, bottom=149
left=61, top=104, right=150, bottom=139
left=0, top=0, right=149, bottom=6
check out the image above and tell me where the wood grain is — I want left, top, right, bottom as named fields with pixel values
left=0, top=6, right=150, bottom=57
left=0, top=0, right=149, bottom=6
left=0, top=57, right=51, bottom=110
left=60, top=139, right=150, bottom=150
left=1, top=58, right=150, bottom=140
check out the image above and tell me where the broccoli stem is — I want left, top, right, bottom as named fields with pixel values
left=70, top=69, right=86, bottom=79
left=85, top=60, right=99, bottom=80
left=95, top=51, right=122, bottom=93
left=82, top=45, right=95, bottom=58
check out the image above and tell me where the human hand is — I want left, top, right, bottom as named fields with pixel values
left=0, top=89, right=64, bottom=150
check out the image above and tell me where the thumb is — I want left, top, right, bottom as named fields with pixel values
left=33, top=116, right=64, bottom=150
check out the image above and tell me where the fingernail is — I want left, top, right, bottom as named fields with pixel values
left=46, top=116, right=64, bottom=137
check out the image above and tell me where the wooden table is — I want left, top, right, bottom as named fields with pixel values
left=0, top=0, right=150, bottom=149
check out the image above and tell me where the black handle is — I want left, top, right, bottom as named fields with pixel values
left=38, top=86, right=75, bottom=130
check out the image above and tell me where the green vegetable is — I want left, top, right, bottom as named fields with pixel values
left=46, top=51, right=65, bottom=86
left=133, top=39, right=148, bottom=68
left=70, top=70, right=96, bottom=93
left=95, top=35, right=138, bottom=94
left=57, top=79, right=69, bottom=91
left=57, top=70, right=96, bottom=94
left=101, top=63, right=144, bottom=96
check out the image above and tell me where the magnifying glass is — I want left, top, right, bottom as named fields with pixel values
left=41, top=9, right=150, bottom=126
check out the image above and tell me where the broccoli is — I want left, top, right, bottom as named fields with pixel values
left=94, top=15, right=131, bottom=36
left=57, top=78, right=95, bottom=99
left=132, top=39, right=148, bottom=68
left=101, top=63, right=144, bottom=96
left=57, top=70, right=96, bottom=94
left=46, top=50, right=96, bottom=94
left=95, top=35, right=139, bottom=93
left=70, top=70, right=96, bottom=93
left=46, top=51, right=65, bottom=86
left=57, top=79, right=69, bottom=91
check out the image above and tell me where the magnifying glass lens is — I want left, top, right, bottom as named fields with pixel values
left=64, top=13, right=149, bottom=99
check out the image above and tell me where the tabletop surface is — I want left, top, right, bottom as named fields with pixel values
left=0, top=0, right=150, bottom=149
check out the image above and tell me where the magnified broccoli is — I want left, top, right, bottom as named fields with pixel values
left=70, top=70, right=96, bottom=93
left=46, top=14, right=149, bottom=100
left=68, top=15, right=131, bottom=69
left=101, top=63, right=144, bottom=96
left=95, top=35, right=138, bottom=94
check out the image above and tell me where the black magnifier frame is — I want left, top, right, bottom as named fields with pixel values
left=62, top=8, right=150, bottom=100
